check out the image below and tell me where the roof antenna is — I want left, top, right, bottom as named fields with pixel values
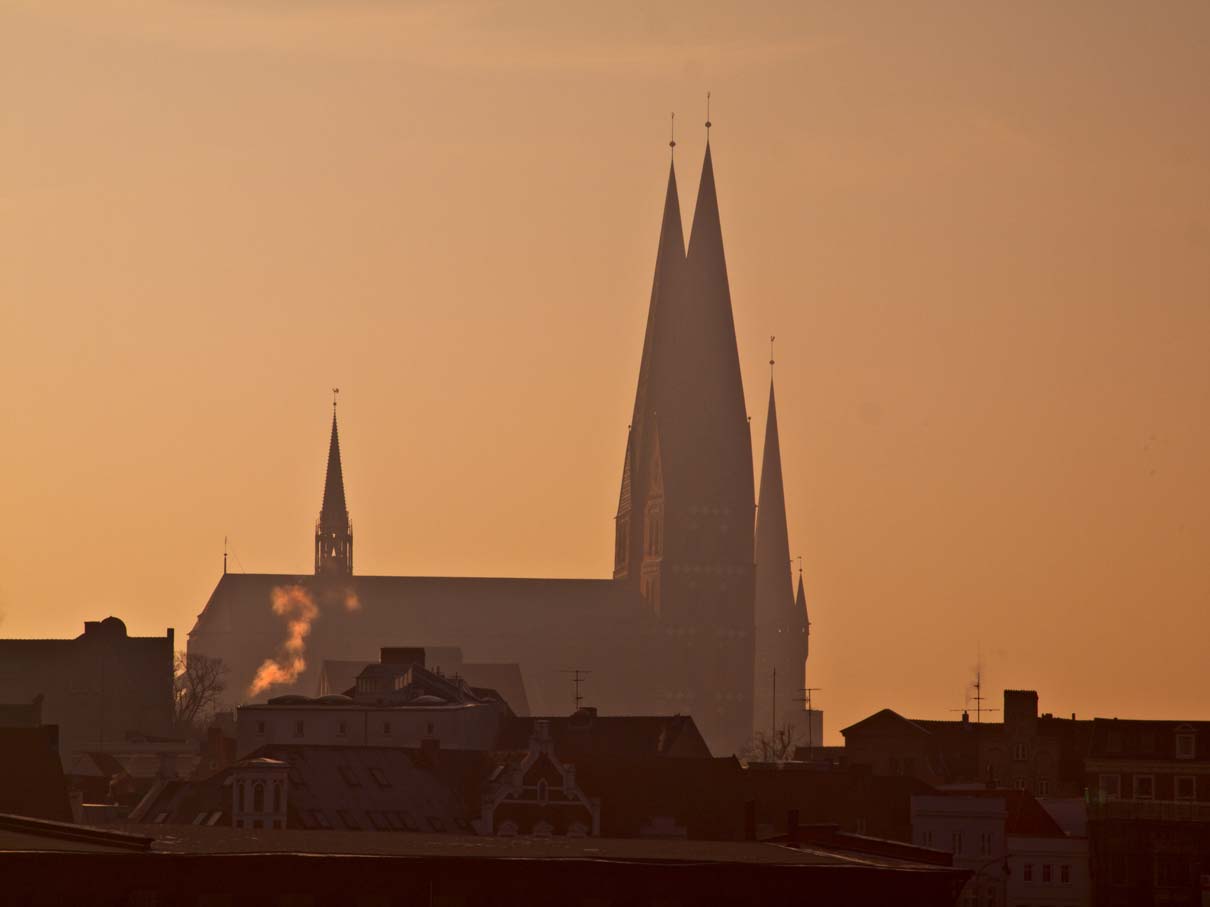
left=705, top=91, right=712, bottom=139
left=669, top=112, right=676, bottom=157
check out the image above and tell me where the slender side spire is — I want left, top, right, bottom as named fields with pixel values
left=753, top=372, right=805, bottom=735
left=797, top=566, right=809, bottom=667
left=316, top=395, right=353, bottom=576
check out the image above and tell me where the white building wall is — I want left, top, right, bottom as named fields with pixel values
left=912, top=795, right=1009, bottom=907
left=1006, top=835, right=1089, bottom=907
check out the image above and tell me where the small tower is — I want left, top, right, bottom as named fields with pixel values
left=315, top=393, right=353, bottom=576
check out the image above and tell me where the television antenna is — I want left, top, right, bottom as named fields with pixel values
left=561, top=669, right=590, bottom=711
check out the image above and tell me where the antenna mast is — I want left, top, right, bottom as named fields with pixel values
left=561, top=669, right=590, bottom=712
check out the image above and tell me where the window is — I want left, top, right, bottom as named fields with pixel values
left=951, top=831, right=963, bottom=855
left=1133, top=774, right=1155, bottom=800
left=1013, top=743, right=1027, bottom=762
left=337, top=809, right=361, bottom=830
left=367, top=811, right=390, bottom=830
left=271, top=819, right=282, bottom=830
left=337, top=720, right=347, bottom=738
left=1023, top=864, right=1033, bottom=883
left=312, top=810, right=333, bottom=829
left=1176, top=729, right=1196, bottom=759
left=1014, top=778, right=1027, bottom=791
left=1042, top=864, right=1052, bottom=883
left=427, top=817, right=445, bottom=832
left=272, top=781, right=282, bottom=811
left=1176, top=775, right=1196, bottom=800
left=252, top=781, right=264, bottom=812
left=921, top=830, right=933, bottom=847
left=338, top=764, right=361, bottom=787
left=1037, top=777, right=1049, bottom=796
left=293, top=720, right=304, bottom=738
left=1098, top=774, right=1121, bottom=799
left=382, top=721, right=392, bottom=737
left=256, top=721, right=266, bottom=736
left=237, top=781, right=245, bottom=811
left=1060, top=865, right=1070, bottom=884
left=979, top=832, right=992, bottom=856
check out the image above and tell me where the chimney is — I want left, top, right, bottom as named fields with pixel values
left=961, top=710, right=970, bottom=724
left=787, top=809, right=800, bottom=845
left=743, top=801, right=757, bottom=841
left=381, top=647, right=426, bottom=667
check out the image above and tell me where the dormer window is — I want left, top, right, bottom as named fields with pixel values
left=1176, top=726, right=1196, bottom=759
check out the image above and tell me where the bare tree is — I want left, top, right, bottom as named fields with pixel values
left=173, top=651, right=227, bottom=734
left=741, top=723, right=800, bottom=764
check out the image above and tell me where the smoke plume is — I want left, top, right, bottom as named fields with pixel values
left=247, top=585, right=319, bottom=697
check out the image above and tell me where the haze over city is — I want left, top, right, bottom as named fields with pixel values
left=3, top=0, right=1209, bottom=747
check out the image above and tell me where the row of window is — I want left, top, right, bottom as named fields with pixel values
left=1022, top=863, right=1072, bottom=884
left=255, top=718, right=398, bottom=738
left=1102, top=728, right=1197, bottom=758
left=1098, top=773, right=1197, bottom=800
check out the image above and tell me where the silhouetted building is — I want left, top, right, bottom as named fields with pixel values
left=843, top=689, right=1093, bottom=795
left=0, top=726, right=72, bottom=822
left=1085, top=718, right=1210, bottom=906
left=0, top=617, right=174, bottom=768
left=318, top=647, right=530, bottom=716
left=236, top=648, right=513, bottom=756
left=188, top=142, right=799, bottom=755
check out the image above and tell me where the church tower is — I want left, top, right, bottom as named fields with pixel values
left=615, top=129, right=756, bottom=753
left=753, top=370, right=808, bottom=736
left=315, top=402, right=353, bottom=576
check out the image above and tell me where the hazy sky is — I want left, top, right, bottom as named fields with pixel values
left=2, top=1, right=1208, bottom=741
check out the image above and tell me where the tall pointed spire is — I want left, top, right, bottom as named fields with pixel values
left=753, top=371, right=806, bottom=736
left=315, top=396, right=353, bottom=576
left=321, top=409, right=348, bottom=521
left=615, top=156, right=684, bottom=582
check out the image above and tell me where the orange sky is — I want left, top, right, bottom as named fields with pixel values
left=2, top=1, right=1208, bottom=742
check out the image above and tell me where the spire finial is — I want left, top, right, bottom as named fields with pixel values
left=797, top=554, right=803, bottom=578
left=769, top=335, right=776, bottom=377
left=705, top=91, right=712, bottom=136
left=223, top=535, right=228, bottom=575
left=332, top=387, right=340, bottom=411
left=669, top=112, right=676, bottom=155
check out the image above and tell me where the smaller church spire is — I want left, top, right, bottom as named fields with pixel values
left=316, top=393, right=353, bottom=576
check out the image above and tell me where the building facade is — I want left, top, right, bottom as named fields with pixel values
left=188, top=140, right=802, bottom=756
left=0, top=617, right=174, bottom=768
left=843, top=689, right=1093, bottom=796
left=1085, top=718, right=1210, bottom=906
